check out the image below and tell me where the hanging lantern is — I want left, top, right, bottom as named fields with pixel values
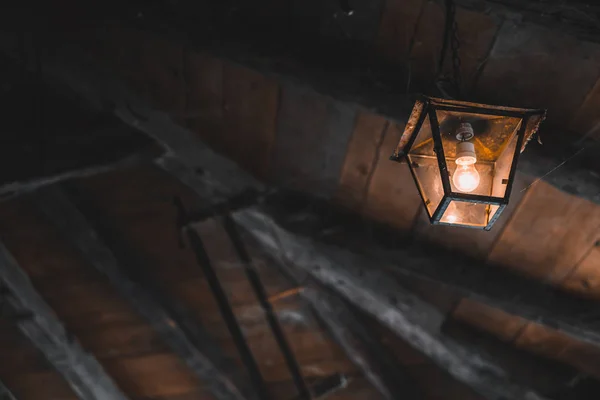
left=391, top=96, right=546, bottom=230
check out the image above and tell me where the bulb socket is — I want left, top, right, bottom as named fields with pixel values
left=455, top=122, right=474, bottom=141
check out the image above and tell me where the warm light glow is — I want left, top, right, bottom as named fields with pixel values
left=446, top=214, right=457, bottom=223
left=453, top=159, right=480, bottom=193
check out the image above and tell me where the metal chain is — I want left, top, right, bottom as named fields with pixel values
left=449, top=1, right=462, bottom=94
left=437, top=0, right=462, bottom=98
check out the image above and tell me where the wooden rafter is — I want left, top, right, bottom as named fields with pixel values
left=167, top=163, right=546, bottom=399
left=0, top=242, right=130, bottom=400
left=30, top=186, right=256, bottom=400
left=22, top=37, right=600, bottom=348
left=153, top=157, right=545, bottom=399
left=232, top=209, right=547, bottom=400
left=296, top=287, right=421, bottom=400
left=22, top=1, right=595, bottom=204
left=251, top=234, right=421, bottom=400
left=0, top=152, right=150, bottom=201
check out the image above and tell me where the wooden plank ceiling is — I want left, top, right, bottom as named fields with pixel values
left=0, top=0, right=600, bottom=400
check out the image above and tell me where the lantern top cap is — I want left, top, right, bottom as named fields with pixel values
left=392, top=96, right=546, bottom=160
left=424, top=96, right=547, bottom=115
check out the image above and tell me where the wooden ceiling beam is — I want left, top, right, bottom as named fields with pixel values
left=25, top=36, right=600, bottom=350
left=230, top=209, right=547, bottom=400
left=299, top=288, right=422, bottom=400
left=454, top=0, right=600, bottom=44
left=30, top=186, right=256, bottom=400
left=0, top=55, right=157, bottom=201
left=160, top=160, right=546, bottom=399
left=0, top=151, right=150, bottom=202
left=29, top=1, right=597, bottom=205
left=24, top=35, right=600, bottom=345
left=0, top=242, right=130, bottom=400
left=254, top=239, right=421, bottom=399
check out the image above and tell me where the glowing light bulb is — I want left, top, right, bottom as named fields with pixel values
left=453, top=139, right=480, bottom=193
left=453, top=163, right=480, bottom=193
left=446, top=214, right=458, bottom=223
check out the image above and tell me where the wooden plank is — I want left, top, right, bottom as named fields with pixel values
left=559, top=340, right=600, bottom=379
left=453, top=299, right=600, bottom=380
left=72, top=322, right=168, bottom=359
left=301, top=288, right=422, bottom=399
left=452, top=299, right=526, bottom=343
left=268, top=375, right=373, bottom=400
left=362, top=122, right=421, bottom=230
left=220, top=63, right=279, bottom=179
left=561, top=240, right=600, bottom=299
left=443, top=319, right=587, bottom=397
left=132, top=391, right=213, bottom=400
left=570, top=76, right=600, bottom=140
left=489, top=182, right=600, bottom=283
left=185, top=55, right=279, bottom=179
left=32, top=187, right=254, bottom=400
left=376, top=0, right=426, bottom=62
left=408, top=364, right=482, bottom=400
left=475, top=20, right=600, bottom=128
left=0, top=201, right=94, bottom=279
left=408, top=1, right=500, bottom=93
left=0, top=242, right=130, bottom=400
left=133, top=92, right=600, bottom=354
left=0, top=152, right=152, bottom=202
left=3, top=371, right=78, bottom=400
left=103, top=353, right=200, bottom=398
left=17, top=21, right=600, bottom=205
left=271, top=84, right=357, bottom=198
left=233, top=210, right=548, bottom=400
left=513, top=323, right=600, bottom=379
left=334, top=111, right=388, bottom=210
left=0, top=56, right=156, bottom=198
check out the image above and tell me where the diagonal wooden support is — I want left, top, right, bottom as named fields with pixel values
left=8, top=6, right=598, bottom=204
left=165, top=166, right=547, bottom=399
left=30, top=186, right=256, bottom=400
left=300, top=287, right=421, bottom=400
left=0, top=152, right=151, bottom=201
left=232, top=209, right=547, bottom=400
left=0, top=380, right=17, bottom=400
left=0, top=242, right=130, bottom=400
left=251, top=234, right=421, bottom=400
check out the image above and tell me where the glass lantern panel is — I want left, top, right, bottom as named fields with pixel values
left=435, top=109, right=522, bottom=197
left=406, top=116, right=444, bottom=218
left=491, top=119, right=522, bottom=198
left=440, top=200, right=492, bottom=228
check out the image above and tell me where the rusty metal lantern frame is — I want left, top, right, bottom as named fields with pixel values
left=391, top=96, right=546, bottom=230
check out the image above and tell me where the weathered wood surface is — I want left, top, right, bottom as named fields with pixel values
left=24, top=30, right=600, bottom=352
left=0, top=56, right=155, bottom=200
left=30, top=186, right=255, bottom=400
left=1, top=3, right=599, bottom=203
left=0, top=242, right=130, bottom=400
left=253, top=234, right=420, bottom=400
left=232, top=209, right=546, bottom=400
left=68, top=165, right=385, bottom=398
